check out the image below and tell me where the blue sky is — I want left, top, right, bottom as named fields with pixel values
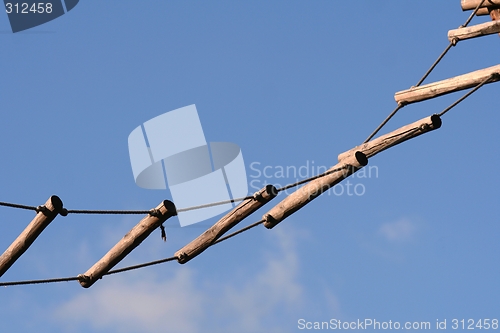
left=1, top=1, right=499, bottom=332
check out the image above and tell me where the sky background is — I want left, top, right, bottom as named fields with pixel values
left=1, top=1, right=499, bottom=332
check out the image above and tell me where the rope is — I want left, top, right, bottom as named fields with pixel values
left=0, top=74, right=496, bottom=220
left=365, top=73, right=497, bottom=151
left=66, top=209, right=152, bottom=215
left=461, top=0, right=487, bottom=29
left=0, top=201, right=37, bottom=212
left=176, top=195, right=254, bottom=213
left=0, top=4, right=497, bottom=288
left=0, top=77, right=495, bottom=287
left=365, top=2, right=486, bottom=143
left=213, top=219, right=264, bottom=244
left=104, top=256, right=178, bottom=276
left=46, top=166, right=351, bottom=217
left=0, top=169, right=354, bottom=217
left=0, top=79, right=493, bottom=287
left=276, top=166, right=347, bottom=192
left=415, top=42, right=455, bottom=88
left=363, top=103, right=405, bottom=143
left=0, top=276, right=79, bottom=287
left=0, top=219, right=264, bottom=287
left=438, top=74, right=498, bottom=117
left=416, top=0, right=485, bottom=87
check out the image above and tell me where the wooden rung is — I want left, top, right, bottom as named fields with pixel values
left=175, top=185, right=277, bottom=264
left=78, top=200, right=176, bottom=288
left=338, top=115, right=442, bottom=163
left=448, top=20, right=500, bottom=41
left=477, top=7, right=492, bottom=15
left=262, top=152, right=368, bottom=229
left=461, top=0, right=500, bottom=11
left=0, top=196, right=63, bottom=278
left=491, top=8, right=500, bottom=20
left=394, top=64, right=500, bottom=105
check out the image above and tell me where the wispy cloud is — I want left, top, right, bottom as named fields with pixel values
left=54, top=268, right=204, bottom=333
left=52, top=226, right=307, bottom=333
left=355, top=218, right=422, bottom=262
left=378, top=219, right=417, bottom=242
left=216, top=227, right=303, bottom=332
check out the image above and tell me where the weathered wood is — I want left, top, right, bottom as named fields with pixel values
left=0, top=196, right=63, bottom=277
left=175, top=185, right=277, bottom=264
left=394, top=64, right=500, bottom=105
left=262, top=152, right=368, bottom=229
left=448, top=20, right=500, bottom=41
left=461, top=0, right=500, bottom=11
left=491, top=7, right=500, bottom=19
left=338, top=115, right=442, bottom=162
left=490, top=8, right=500, bottom=36
left=477, top=7, right=492, bottom=15
left=78, top=200, right=176, bottom=288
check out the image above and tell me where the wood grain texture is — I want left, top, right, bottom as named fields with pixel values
left=175, top=185, right=277, bottom=264
left=0, top=196, right=63, bottom=277
left=461, top=0, right=500, bottom=11
left=262, top=152, right=368, bottom=229
left=338, top=115, right=441, bottom=163
left=79, top=200, right=176, bottom=288
left=394, top=64, right=500, bottom=105
left=448, top=20, right=500, bottom=41
left=477, top=7, right=492, bottom=15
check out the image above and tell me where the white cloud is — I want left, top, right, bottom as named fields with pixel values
left=215, top=227, right=303, bottom=332
left=378, top=219, right=417, bottom=242
left=52, top=225, right=307, bottom=333
left=54, top=268, right=204, bottom=333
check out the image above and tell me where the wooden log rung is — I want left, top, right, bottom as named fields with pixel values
left=461, top=0, right=500, bottom=11
left=78, top=200, right=176, bottom=288
left=448, top=20, right=500, bottom=42
left=261, top=115, right=442, bottom=229
left=175, top=185, right=278, bottom=264
left=262, top=152, right=368, bottom=229
left=477, top=7, right=492, bottom=15
left=0, top=196, right=63, bottom=278
left=394, top=64, right=500, bottom=105
left=338, top=115, right=442, bottom=162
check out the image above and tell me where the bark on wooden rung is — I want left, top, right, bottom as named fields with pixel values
left=338, top=115, right=442, bottom=162
left=262, top=152, right=368, bottom=229
left=448, top=20, right=500, bottom=42
left=461, top=0, right=500, bottom=11
left=0, top=196, right=63, bottom=278
left=78, top=200, right=176, bottom=288
left=394, top=64, right=500, bottom=105
left=175, top=185, right=278, bottom=264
